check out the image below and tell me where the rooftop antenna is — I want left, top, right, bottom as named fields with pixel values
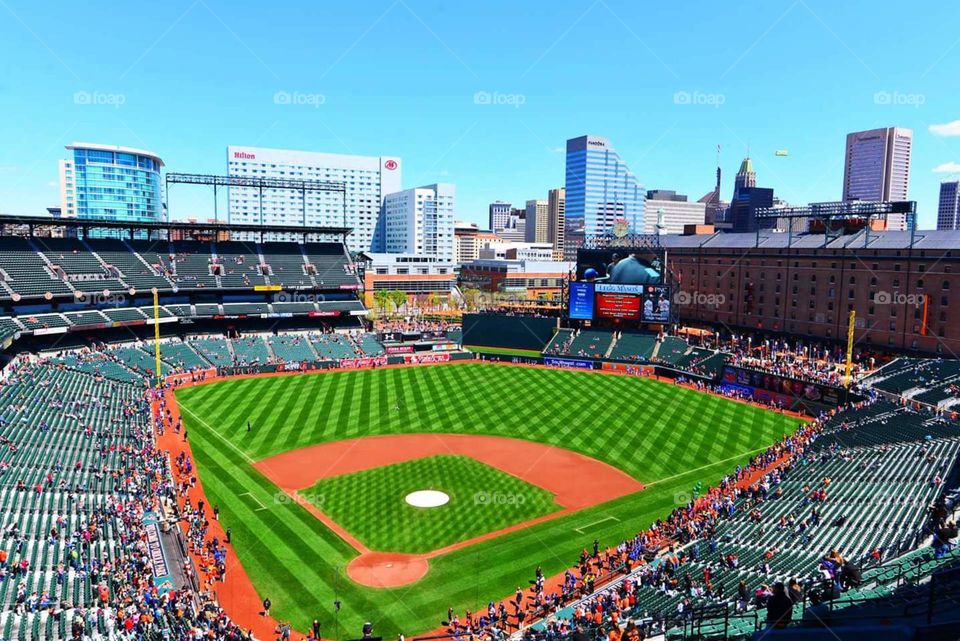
left=715, top=144, right=722, bottom=193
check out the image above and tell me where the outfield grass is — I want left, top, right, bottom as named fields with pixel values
left=176, top=363, right=800, bottom=637
left=305, top=455, right=559, bottom=553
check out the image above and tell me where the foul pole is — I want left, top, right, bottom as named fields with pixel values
left=153, top=288, right=161, bottom=388
left=844, top=309, right=855, bottom=387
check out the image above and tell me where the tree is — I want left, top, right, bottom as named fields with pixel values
left=428, top=292, right=441, bottom=311
left=388, top=290, right=407, bottom=313
left=372, top=290, right=390, bottom=314
left=462, top=288, right=482, bottom=312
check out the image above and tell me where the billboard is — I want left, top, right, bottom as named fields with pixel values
left=569, top=281, right=595, bottom=320
left=544, top=357, right=595, bottom=370
left=576, top=249, right=664, bottom=285
left=596, top=292, right=642, bottom=319
left=720, top=366, right=848, bottom=410
left=641, top=285, right=671, bottom=323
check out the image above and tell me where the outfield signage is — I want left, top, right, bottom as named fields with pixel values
left=386, top=345, right=414, bottom=354
left=601, top=362, right=655, bottom=376
left=340, top=356, right=388, bottom=369
left=403, top=352, right=451, bottom=364
left=544, top=357, right=594, bottom=370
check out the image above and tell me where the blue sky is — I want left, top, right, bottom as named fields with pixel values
left=1, top=0, right=958, bottom=229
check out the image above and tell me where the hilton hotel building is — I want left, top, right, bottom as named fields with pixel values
left=226, top=146, right=402, bottom=251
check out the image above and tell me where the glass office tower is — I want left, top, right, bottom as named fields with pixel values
left=564, top=135, right=645, bottom=258
left=61, top=143, right=164, bottom=226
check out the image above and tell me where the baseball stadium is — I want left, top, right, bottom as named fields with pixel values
left=0, top=215, right=955, bottom=641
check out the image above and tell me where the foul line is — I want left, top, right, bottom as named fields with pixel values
left=239, top=492, right=268, bottom=511
left=179, top=404, right=257, bottom=467
left=574, top=515, right=620, bottom=534
left=643, top=446, right=769, bottom=487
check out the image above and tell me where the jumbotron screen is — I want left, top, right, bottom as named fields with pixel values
left=569, top=282, right=671, bottom=323
left=595, top=285, right=643, bottom=320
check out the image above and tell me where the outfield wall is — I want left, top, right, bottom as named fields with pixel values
left=461, top=314, right=557, bottom=351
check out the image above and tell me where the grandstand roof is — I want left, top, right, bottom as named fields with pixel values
left=0, top=213, right=352, bottom=237
left=659, top=228, right=959, bottom=251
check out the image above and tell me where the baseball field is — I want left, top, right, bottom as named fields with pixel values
left=174, top=363, right=799, bottom=637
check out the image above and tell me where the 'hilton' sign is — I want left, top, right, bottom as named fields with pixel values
left=233, top=151, right=256, bottom=160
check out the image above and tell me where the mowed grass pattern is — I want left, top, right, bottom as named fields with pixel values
left=305, top=455, right=559, bottom=553
left=176, top=363, right=801, bottom=636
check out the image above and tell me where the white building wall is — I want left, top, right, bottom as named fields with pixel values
left=382, top=183, right=455, bottom=261
left=642, top=199, right=706, bottom=234
left=226, top=145, right=401, bottom=250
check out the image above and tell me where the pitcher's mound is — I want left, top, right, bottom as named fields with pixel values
left=347, top=552, right=430, bottom=588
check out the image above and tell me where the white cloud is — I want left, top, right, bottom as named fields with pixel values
left=933, top=161, right=960, bottom=173
left=46, top=181, right=58, bottom=188
left=930, top=120, right=960, bottom=136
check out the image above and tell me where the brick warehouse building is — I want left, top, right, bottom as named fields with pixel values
left=659, top=228, right=960, bottom=355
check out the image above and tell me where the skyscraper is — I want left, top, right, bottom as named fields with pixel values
left=734, top=156, right=756, bottom=190
left=547, top=187, right=565, bottom=260
left=938, top=179, right=960, bottom=231
left=842, top=127, right=913, bottom=230
left=726, top=156, right=774, bottom=233
left=497, top=209, right=526, bottom=242
left=60, top=142, right=163, bottom=225
left=524, top=199, right=549, bottom=244
left=564, top=135, right=645, bottom=258
left=383, top=184, right=455, bottom=260
left=488, top=201, right=512, bottom=231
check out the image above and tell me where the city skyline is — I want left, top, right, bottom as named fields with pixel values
left=1, top=1, right=959, bottom=230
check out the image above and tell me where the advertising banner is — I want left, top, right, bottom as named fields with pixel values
left=544, top=357, right=594, bottom=370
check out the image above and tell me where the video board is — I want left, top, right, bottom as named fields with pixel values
left=569, top=282, right=670, bottom=323
left=569, top=282, right=595, bottom=320
left=641, top=285, right=671, bottom=323
left=595, top=283, right=643, bottom=320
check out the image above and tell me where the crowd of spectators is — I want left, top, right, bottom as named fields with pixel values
left=373, top=319, right=459, bottom=334
left=716, top=335, right=874, bottom=387
left=0, top=354, right=264, bottom=639
left=441, top=404, right=838, bottom=639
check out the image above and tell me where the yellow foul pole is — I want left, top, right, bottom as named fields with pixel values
left=844, top=309, right=855, bottom=388
left=153, top=288, right=161, bottom=388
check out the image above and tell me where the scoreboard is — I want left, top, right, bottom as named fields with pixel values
left=569, top=283, right=671, bottom=324
left=596, top=291, right=642, bottom=319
